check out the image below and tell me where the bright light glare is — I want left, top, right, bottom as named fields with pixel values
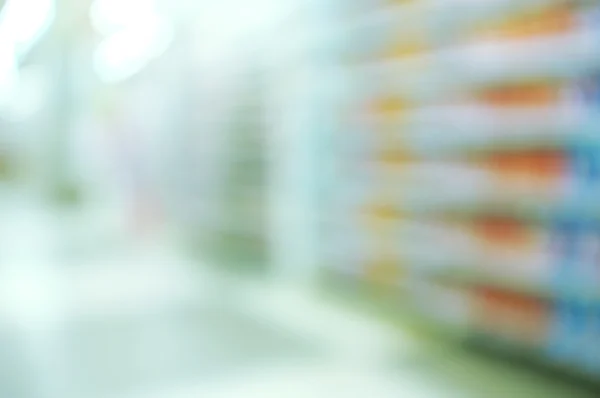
left=0, top=35, right=18, bottom=107
left=6, top=65, right=49, bottom=121
left=198, top=0, right=293, bottom=57
left=91, top=0, right=174, bottom=83
left=94, top=23, right=173, bottom=83
left=0, top=0, right=54, bottom=56
left=202, top=0, right=290, bottom=33
left=0, top=0, right=54, bottom=108
left=90, top=0, right=162, bottom=35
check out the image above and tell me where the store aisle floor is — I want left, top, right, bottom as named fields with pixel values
left=0, top=199, right=595, bottom=398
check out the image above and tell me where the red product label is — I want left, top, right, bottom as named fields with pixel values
left=473, top=287, right=549, bottom=345
left=478, top=84, right=562, bottom=107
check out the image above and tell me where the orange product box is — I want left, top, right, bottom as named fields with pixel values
left=473, top=216, right=553, bottom=281
left=475, top=216, right=533, bottom=249
left=472, top=288, right=550, bottom=346
left=486, top=152, right=531, bottom=177
left=483, top=152, right=534, bottom=200
left=477, top=83, right=563, bottom=107
left=484, top=150, right=568, bottom=199
left=487, top=150, right=567, bottom=178
left=527, top=150, right=568, bottom=186
left=469, top=4, right=576, bottom=41
left=474, top=217, right=536, bottom=265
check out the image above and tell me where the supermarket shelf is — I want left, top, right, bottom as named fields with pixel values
left=376, top=130, right=597, bottom=160
left=326, top=243, right=598, bottom=303
left=334, top=0, right=600, bottom=392
left=355, top=38, right=600, bottom=100
left=346, top=0, right=571, bottom=56
left=448, top=34, right=600, bottom=88
left=318, top=266, right=468, bottom=338
left=352, top=22, right=600, bottom=100
left=361, top=200, right=600, bottom=224
left=352, top=127, right=600, bottom=166
left=426, top=267, right=554, bottom=300
left=429, top=266, right=600, bottom=302
left=321, top=266, right=600, bottom=390
left=393, top=110, right=596, bottom=156
left=466, top=333, right=600, bottom=391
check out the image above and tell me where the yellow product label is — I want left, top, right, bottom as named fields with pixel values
left=372, top=96, right=408, bottom=115
left=383, top=36, right=428, bottom=60
left=379, top=150, right=414, bottom=166
left=471, top=5, right=575, bottom=40
left=386, top=0, right=420, bottom=6
left=365, top=226, right=397, bottom=284
left=361, top=209, right=391, bottom=235
left=370, top=97, right=412, bottom=141
left=364, top=203, right=401, bottom=221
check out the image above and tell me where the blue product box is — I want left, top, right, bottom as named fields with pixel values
left=547, top=299, right=586, bottom=364
left=579, top=302, right=600, bottom=375
left=549, top=218, right=580, bottom=293
left=579, top=74, right=600, bottom=107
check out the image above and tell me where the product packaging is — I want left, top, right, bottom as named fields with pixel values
left=546, top=298, right=587, bottom=364
left=475, top=217, right=552, bottom=282
left=583, top=303, right=600, bottom=374
left=396, top=218, right=481, bottom=271
left=473, top=287, right=549, bottom=347
left=546, top=217, right=589, bottom=367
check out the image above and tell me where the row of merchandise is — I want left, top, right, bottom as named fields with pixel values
left=328, top=0, right=600, bottom=380
left=346, top=0, right=600, bottom=100
left=412, top=278, right=600, bottom=376
left=343, top=152, right=599, bottom=219
left=358, top=80, right=600, bottom=155
left=339, top=213, right=600, bottom=295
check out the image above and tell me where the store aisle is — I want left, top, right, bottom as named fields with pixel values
left=0, top=199, right=595, bottom=398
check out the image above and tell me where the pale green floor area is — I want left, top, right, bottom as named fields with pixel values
left=0, top=196, right=596, bottom=398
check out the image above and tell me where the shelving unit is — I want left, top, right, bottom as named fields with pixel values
left=326, top=0, right=600, bottom=386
